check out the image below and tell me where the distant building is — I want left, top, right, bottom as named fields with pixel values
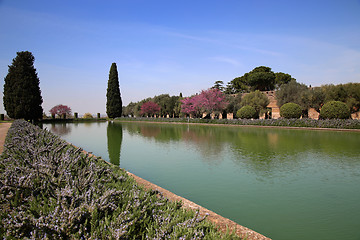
left=261, top=91, right=280, bottom=119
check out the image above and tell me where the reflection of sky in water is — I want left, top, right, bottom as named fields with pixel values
left=45, top=122, right=360, bottom=240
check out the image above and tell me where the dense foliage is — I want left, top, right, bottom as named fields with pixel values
left=308, top=87, right=325, bottom=113
left=49, top=104, right=72, bottom=118
left=3, top=51, right=43, bottom=121
left=236, top=106, right=257, bottom=119
left=277, top=82, right=360, bottom=116
left=106, top=63, right=122, bottom=118
left=276, top=81, right=309, bottom=109
left=211, top=80, right=225, bottom=92
left=198, top=88, right=228, bottom=115
left=321, top=83, right=360, bottom=113
left=246, top=66, right=276, bottom=91
left=320, top=101, right=351, bottom=119
left=153, top=94, right=181, bottom=117
left=225, top=66, right=294, bottom=93
left=274, top=72, right=294, bottom=89
left=0, top=120, right=240, bottom=239
left=180, top=95, right=203, bottom=118
left=123, top=94, right=182, bottom=118
left=82, top=113, right=93, bottom=119
left=280, top=103, right=302, bottom=119
left=181, top=89, right=228, bottom=118
left=123, top=75, right=359, bottom=120
left=240, top=90, right=269, bottom=118
left=140, top=101, right=161, bottom=117
left=225, top=94, right=243, bottom=116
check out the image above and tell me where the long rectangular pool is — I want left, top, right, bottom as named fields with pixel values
left=44, top=121, right=360, bottom=240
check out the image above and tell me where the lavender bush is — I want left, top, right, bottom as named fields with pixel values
left=0, top=120, right=240, bottom=239
left=120, top=117, right=360, bottom=129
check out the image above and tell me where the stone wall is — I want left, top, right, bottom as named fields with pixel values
left=227, top=113, right=234, bottom=119
left=263, top=91, right=280, bottom=119
left=308, top=108, right=320, bottom=120
left=351, top=111, right=360, bottom=120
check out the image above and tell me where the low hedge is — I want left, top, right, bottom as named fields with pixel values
left=320, top=101, right=350, bottom=119
left=0, top=120, right=240, bottom=239
left=280, top=103, right=302, bottom=119
left=236, top=106, right=257, bottom=119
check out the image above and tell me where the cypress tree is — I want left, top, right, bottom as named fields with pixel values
left=3, top=51, right=43, bottom=121
left=106, top=63, right=122, bottom=118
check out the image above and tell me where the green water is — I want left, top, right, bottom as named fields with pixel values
left=45, top=121, right=360, bottom=240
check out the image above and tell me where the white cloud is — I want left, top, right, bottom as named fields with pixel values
left=209, top=56, right=242, bottom=67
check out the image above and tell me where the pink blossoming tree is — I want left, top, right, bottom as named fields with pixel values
left=140, top=101, right=161, bottom=117
left=198, top=88, right=228, bottom=115
left=181, top=88, right=228, bottom=118
left=49, top=104, right=72, bottom=118
left=180, top=94, right=202, bottom=118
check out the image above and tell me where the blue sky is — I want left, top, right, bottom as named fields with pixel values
left=1, top=0, right=360, bottom=115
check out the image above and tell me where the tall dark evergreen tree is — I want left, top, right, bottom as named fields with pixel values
left=3, top=51, right=43, bottom=121
left=106, top=63, right=122, bottom=118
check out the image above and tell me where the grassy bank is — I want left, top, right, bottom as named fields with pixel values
left=117, top=117, right=360, bottom=129
left=0, top=120, right=240, bottom=239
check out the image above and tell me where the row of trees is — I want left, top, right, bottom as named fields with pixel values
left=3, top=51, right=123, bottom=121
left=3, top=52, right=358, bottom=120
left=123, top=94, right=183, bottom=118
left=122, top=66, right=297, bottom=119
left=124, top=80, right=359, bottom=120
left=276, top=80, right=360, bottom=116
left=123, top=88, right=271, bottom=119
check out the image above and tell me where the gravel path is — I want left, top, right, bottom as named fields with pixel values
left=0, top=122, right=12, bottom=154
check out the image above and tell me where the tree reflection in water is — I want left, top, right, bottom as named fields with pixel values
left=107, top=121, right=123, bottom=166
left=50, top=123, right=71, bottom=136
left=120, top=122, right=360, bottom=177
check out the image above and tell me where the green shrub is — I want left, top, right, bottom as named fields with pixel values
left=320, top=101, right=350, bottom=119
left=83, top=112, right=93, bottom=119
left=236, top=105, right=257, bottom=119
left=280, top=102, right=302, bottom=119
left=240, top=90, right=269, bottom=117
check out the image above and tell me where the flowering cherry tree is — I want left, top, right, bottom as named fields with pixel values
left=49, top=104, right=72, bottom=118
left=140, top=101, right=161, bottom=117
left=198, top=88, right=228, bottom=114
left=180, top=94, right=202, bottom=118
left=181, top=88, right=228, bottom=118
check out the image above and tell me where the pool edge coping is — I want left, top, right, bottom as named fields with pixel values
left=126, top=171, right=271, bottom=240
